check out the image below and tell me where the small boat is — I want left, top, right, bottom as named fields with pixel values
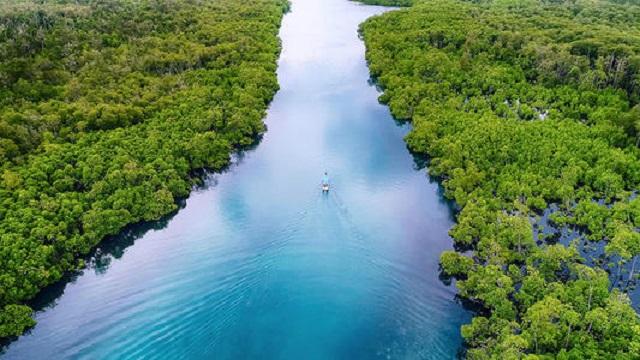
left=321, top=172, right=330, bottom=192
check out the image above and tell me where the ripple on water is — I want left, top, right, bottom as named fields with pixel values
left=1, top=0, right=470, bottom=358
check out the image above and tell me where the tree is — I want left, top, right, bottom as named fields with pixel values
left=440, top=250, right=474, bottom=277
left=0, top=0, right=289, bottom=338
left=360, top=0, right=640, bottom=355
left=0, top=305, right=35, bottom=338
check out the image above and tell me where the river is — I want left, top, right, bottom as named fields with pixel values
left=1, top=0, right=470, bottom=358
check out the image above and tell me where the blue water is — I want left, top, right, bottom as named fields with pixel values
left=1, top=0, right=470, bottom=358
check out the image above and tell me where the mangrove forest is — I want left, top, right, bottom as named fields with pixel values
left=361, top=0, right=640, bottom=358
left=1, top=0, right=640, bottom=358
left=0, top=0, right=288, bottom=338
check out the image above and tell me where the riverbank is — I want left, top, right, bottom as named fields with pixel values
left=360, top=0, right=640, bottom=357
left=2, top=0, right=470, bottom=357
left=0, top=0, right=289, bottom=338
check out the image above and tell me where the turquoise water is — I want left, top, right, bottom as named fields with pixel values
left=1, top=0, right=470, bottom=358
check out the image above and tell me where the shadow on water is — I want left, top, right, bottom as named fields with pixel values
left=32, top=212, right=180, bottom=311
left=365, top=78, right=479, bottom=356
left=190, top=133, right=264, bottom=189
left=366, top=74, right=485, bottom=358
left=0, top=142, right=263, bottom=353
left=411, top=152, right=459, bottom=218
left=366, top=73, right=477, bottom=332
left=369, top=84, right=458, bottom=222
left=365, top=72, right=459, bottom=221
left=4, top=1, right=473, bottom=356
left=532, top=204, right=640, bottom=311
left=0, top=209, right=179, bottom=352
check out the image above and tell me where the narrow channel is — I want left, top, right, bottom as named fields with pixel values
left=2, top=0, right=470, bottom=358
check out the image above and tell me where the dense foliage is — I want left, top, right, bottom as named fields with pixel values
left=0, top=0, right=288, bottom=338
left=361, top=0, right=640, bottom=357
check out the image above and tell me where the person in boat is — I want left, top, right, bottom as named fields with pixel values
left=321, top=171, right=330, bottom=192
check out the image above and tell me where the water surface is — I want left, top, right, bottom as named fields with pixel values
left=2, top=0, right=470, bottom=358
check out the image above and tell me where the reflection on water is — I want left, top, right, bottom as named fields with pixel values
left=2, top=0, right=470, bottom=358
left=533, top=203, right=640, bottom=311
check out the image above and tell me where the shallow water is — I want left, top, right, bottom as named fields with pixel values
left=2, top=0, right=470, bottom=358
left=533, top=204, right=640, bottom=310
